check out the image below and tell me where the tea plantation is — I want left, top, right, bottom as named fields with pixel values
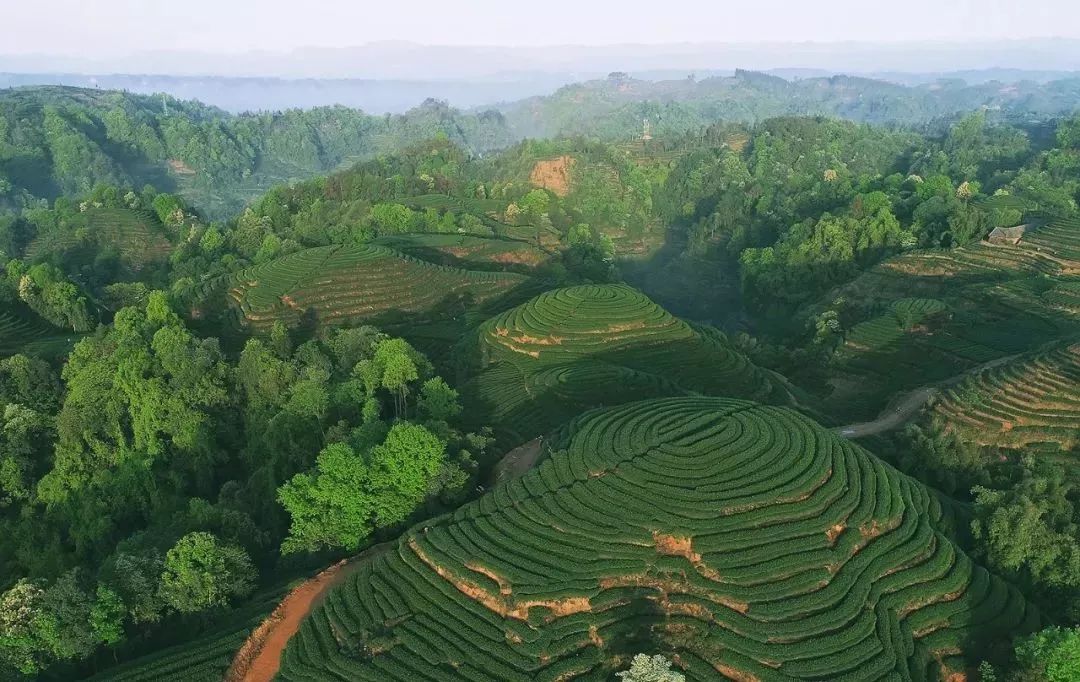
left=821, top=217, right=1080, bottom=420
left=24, top=207, right=172, bottom=269
left=373, top=234, right=551, bottom=272
left=217, top=244, right=535, bottom=333
left=933, top=342, right=1080, bottom=451
left=0, top=309, right=76, bottom=358
left=275, top=397, right=1038, bottom=681
left=459, top=284, right=791, bottom=447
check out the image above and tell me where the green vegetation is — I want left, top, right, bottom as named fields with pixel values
left=0, top=87, right=516, bottom=219
left=459, top=284, right=789, bottom=447
left=812, top=214, right=1080, bottom=419
left=0, top=293, right=488, bottom=678
left=498, top=70, right=1080, bottom=139
left=3, top=80, right=1080, bottom=679
left=277, top=397, right=1036, bottom=681
left=214, top=243, right=534, bottom=335
left=934, top=343, right=1080, bottom=451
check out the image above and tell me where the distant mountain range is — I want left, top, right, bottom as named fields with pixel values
left=4, top=65, right=1080, bottom=115
left=7, top=39, right=1080, bottom=80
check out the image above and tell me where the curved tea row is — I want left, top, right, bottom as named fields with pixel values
left=222, top=244, right=531, bottom=332
left=460, top=284, right=787, bottom=446
left=934, top=343, right=1080, bottom=450
left=277, top=398, right=1038, bottom=681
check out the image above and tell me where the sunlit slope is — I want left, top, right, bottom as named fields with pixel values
left=933, top=342, right=1080, bottom=451
left=277, top=397, right=1038, bottom=681
left=459, top=284, right=790, bottom=446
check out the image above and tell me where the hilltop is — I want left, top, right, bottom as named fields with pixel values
left=276, top=397, right=1037, bottom=681
left=459, top=284, right=791, bottom=448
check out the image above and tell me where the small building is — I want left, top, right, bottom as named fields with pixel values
left=987, top=225, right=1028, bottom=245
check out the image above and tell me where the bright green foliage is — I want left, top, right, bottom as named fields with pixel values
left=159, top=532, right=256, bottom=614
left=278, top=423, right=447, bottom=553
left=367, top=423, right=446, bottom=526
left=617, top=654, right=685, bottom=682
left=36, top=292, right=232, bottom=551
left=418, top=377, right=462, bottom=423
left=1014, top=627, right=1080, bottom=682
left=277, top=398, right=1037, bottom=681
left=89, top=585, right=126, bottom=646
left=277, top=443, right=376, bottom=554
left=353, top=337, right=431, bottom=418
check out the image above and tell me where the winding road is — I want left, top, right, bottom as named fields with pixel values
left=832, top=351, right=1027, bottom=439
left=832, top=387, right=939, bottom=438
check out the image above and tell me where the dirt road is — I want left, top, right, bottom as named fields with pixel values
left=832, top=351, right=1026, bottom=439
left=833, top=387, right=939, bottom=438
left=226, top=542, right=391, bottom=682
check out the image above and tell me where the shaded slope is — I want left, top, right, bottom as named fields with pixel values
left=203, top=243, right=539, bottom=335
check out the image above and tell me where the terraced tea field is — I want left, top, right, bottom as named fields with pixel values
left=275, top=397, right=1038, bottom=681
left=933, top=342, right=1080, bottom=451
left=216, top=244, right=537, bottom=334
left=24, top=207, right=172, bottom=269
left=373, top=234, right=551, bottom=272
left=0, top=309, right=76, bottom=358
left=820, top=218, right=1080, bottom=421
left=459, top=284, right=790, bottom=447
left=81, top=588, right=286, bottom=682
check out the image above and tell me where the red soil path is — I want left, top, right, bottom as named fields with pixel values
left=225, top=559, right=350, bottom=682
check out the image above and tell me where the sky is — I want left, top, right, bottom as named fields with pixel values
left=2, top=0, right=1077, bottom=56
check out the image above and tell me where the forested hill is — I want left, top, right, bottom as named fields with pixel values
left=499, top=70, right=1080, bottom=138
left=0, top=86, right=514, bottom=219
left=4, top=73, right=1080, bottom=220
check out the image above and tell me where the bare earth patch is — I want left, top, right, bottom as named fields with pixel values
left=714, top=663, right=761, bottom=682
left=410, top=539, right=592, bottom=620
left=530, top=156, right=575, bottom=197
left=167, top=158, right=196, bottom=175
left=225, top=560, right=350, bottom=682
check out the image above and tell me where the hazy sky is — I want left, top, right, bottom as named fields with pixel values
left=2, top=0, right=1077, bottom=55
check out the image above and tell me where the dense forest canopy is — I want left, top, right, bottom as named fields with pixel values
left=3, top=73, right=1080, bottom=219
left=0, top=79, right=1078, bottom=681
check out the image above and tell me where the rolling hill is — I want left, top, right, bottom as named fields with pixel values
left=932, top=342, right=1080, bottom=452
left=820, top=215, right=1080, bottom=421
left=459, top=284, right=793, bottom=448
left=207, top=243, right=539, bottom=335
left=274, top=397, right=1039, bottom=681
